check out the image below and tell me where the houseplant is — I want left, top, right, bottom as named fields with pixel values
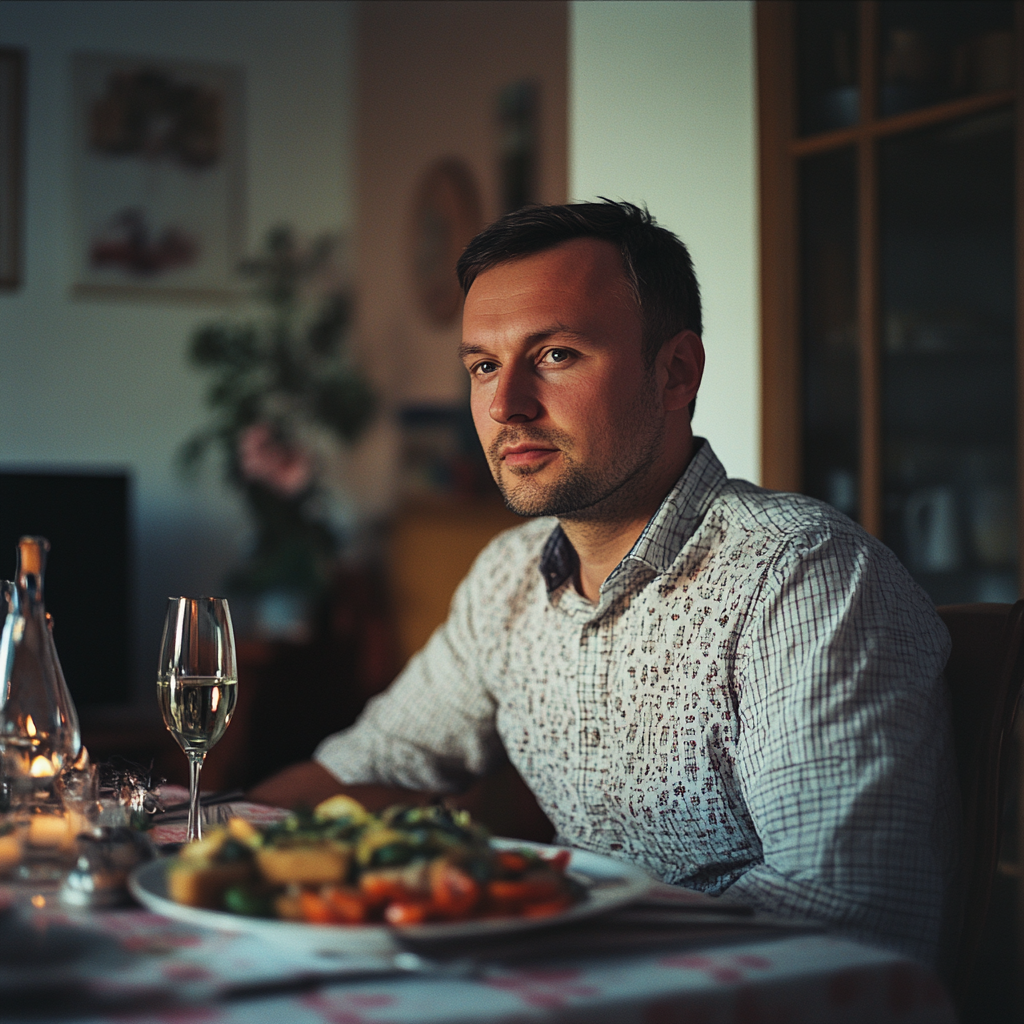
left=179, top=227, right=376, bottom=627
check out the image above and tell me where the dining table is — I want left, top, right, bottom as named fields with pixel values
left=0, top=792, right=957, bottom=1024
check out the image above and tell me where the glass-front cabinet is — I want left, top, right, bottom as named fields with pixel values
left=758, top=3, right=1022, bottom=1018
left=759, top=0, right=1021, bottom=606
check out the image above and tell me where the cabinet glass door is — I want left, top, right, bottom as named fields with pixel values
left=879, top=110, right=1016, bottom=603
left=800, top=148, right=860, bottom=520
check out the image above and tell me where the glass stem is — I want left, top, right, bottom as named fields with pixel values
left=186, top=752, right=206, bottom=843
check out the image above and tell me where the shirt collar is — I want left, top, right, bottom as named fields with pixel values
left=538, top=438, right=728, bottom=594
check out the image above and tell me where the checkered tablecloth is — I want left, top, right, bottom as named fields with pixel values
left=0, top=795, right=956, bottom=1023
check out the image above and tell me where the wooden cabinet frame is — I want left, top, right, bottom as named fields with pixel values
left=757, top=0, right=1024, bottom=579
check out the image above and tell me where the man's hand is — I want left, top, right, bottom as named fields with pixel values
left=246, top=760, right=436, bottom=810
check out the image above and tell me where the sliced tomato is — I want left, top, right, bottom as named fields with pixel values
left=325, top=886, right=368, bottom=924
left=544, top=850, right=571, bottom=872
left=360, top=872, right=412, bottom=907
left=487, top=876, right=562, bottom=905
left=384, top=901, right=430, bottom=925
left=298, top=889, right=336, bottom=925
left=429, top=861, right=481, bottom=917
left=522, top=895, right=573, bottom=918
left=495, top=851, right=530, bottom=875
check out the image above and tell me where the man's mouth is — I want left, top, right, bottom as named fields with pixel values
left=500, top=444, right=560, bottom=470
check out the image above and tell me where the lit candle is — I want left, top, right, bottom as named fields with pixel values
left=28, top=813, right=69, bottom=848
left=0, top=832, right=21, bottom=873
left=29, top=755, right=57, bottom=778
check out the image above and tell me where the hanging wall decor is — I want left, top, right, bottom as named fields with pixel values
left=410, top=158, right=482, bottom=326
left=71, top=53, right=245, bottom=300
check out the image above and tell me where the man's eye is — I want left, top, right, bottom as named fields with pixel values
left=473, top=361, right=499, bottom=376
left=544, top=349, right=572, bottom=364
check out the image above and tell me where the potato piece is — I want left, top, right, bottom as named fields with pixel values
left=167, top=861, right=253, bottom=909
left=179, top=828, right=228, bottom=861
left=256, top=845, right=349, bottom=886
left=314, top=795, right=370, bottom=825
left=227, top=817, right=261, bottom=848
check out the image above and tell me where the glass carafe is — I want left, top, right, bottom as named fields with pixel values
left=0, top=537, right=81, bottom=806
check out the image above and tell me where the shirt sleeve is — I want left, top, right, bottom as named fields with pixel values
left=727, top=525, right=959, bottom=965
left=313, top=545, right=507, bottom=793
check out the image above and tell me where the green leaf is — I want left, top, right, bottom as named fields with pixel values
left=314, top=374, right=377, bottom=441
left=306, top=294, right=352, bottom=356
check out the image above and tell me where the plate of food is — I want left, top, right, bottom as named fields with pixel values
left=129, top=796, right=653, bottom=956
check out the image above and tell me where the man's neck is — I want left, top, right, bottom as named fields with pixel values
left=559, top=436, right=697, bottom=603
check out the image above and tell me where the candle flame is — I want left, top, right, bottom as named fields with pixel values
left=25, top=715, right=37, bottom=738
left=30, top=754, right=56, bottom=777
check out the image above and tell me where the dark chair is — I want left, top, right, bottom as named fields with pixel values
left=937, top=601, right=1024, bottom=1009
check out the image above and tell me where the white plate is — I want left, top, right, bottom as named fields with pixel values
left=128, top=839, right=653, bottom=957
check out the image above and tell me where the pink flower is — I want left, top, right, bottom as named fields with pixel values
left=237, top=422, right=313, bottom=496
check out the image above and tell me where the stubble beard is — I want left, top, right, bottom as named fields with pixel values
left=486, top=377, right=665, bottom=521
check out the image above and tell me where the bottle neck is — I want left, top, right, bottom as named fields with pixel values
left=16, top=537, right=48, bottom=611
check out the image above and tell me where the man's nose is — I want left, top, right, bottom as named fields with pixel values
left=489, top=363, right=540, bottom=424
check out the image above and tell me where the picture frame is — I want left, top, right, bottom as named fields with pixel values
left=71, top=52, right=245, bottom=300
left=410, top=158, right=482, bottom=326
left=0, top=47, right=25, bottom=290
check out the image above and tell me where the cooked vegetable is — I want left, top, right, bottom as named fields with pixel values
left=256, top=845, right=349, bottom=885
left=167, top=860, right=252, bottom=909
left=163, top=796, right=582, bottom=926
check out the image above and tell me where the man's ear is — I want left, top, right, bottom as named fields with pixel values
left=659, top=330, right=705, bottom=413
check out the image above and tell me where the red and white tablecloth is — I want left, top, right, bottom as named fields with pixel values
left=0, top=797, right=956, bottom=1023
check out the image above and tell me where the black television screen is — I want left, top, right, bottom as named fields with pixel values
left=0, top=471, right=131, bottom=707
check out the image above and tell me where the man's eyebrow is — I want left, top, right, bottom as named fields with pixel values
left=458, top=324, right=585, bottom=361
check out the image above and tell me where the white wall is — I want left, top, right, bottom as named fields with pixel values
left=0, top=0, right=354, bottom=702
left=570, top=0, right=759, bottom=483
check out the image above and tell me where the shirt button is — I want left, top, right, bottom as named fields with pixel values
left=589, top=728, right=601, bottom=746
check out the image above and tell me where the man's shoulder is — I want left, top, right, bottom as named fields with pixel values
left=709, top=478, right=887, bottom=561
left=703, top=479, right=944, bottom=637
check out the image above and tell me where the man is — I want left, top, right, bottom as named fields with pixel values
left=251, top=201, right=957, bottom=964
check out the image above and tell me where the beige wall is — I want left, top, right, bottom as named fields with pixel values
left=0, top=0, right=355, bottom=701
left=570, top=1, right=759, bottom=483
left=348, top=0, right=568, bottom=516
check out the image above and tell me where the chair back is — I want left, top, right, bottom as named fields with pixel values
left=937, top=600, right=1024, bottom=1001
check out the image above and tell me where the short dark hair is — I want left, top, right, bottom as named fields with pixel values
left=456, top=199, right=702, bottom=368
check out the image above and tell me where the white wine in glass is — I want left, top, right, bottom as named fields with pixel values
left=157, top=597, right=237, bottom=842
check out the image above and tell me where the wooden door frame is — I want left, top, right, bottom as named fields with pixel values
left=757, top=1, right=801, bottom=495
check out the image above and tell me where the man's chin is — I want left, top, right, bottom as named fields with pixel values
left=498, top=476, right=559, bottom=518
left=498, top=475, right=599, bottom=519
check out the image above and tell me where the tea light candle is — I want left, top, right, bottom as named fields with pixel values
left=28, top=813, right=70, bottom=848
left=0, top=832, right=22, bottom=873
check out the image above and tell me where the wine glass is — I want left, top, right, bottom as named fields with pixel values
left=157, top=597, right=237, bottom=842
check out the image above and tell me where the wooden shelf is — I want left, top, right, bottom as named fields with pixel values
left=791, top=88, right=1015, bottom=156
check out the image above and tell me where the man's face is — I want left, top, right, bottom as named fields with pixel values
left=460, top=238, right=666, bottom=519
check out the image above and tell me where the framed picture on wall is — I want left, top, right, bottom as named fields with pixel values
left=71, top=53, right=245, bottom=300
left=0, top=47, right=26, bottom=290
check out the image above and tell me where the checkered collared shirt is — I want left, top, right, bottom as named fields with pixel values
left=316, top=440, right=958, bottom=963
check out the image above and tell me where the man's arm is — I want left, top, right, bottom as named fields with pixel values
left=247, top=760, right=437, bottom=810
left=247, top=757, right=556, bottom=842
left=248, top=530, right=522, bottom=811
left=729, top=526, right=957, bottom=965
